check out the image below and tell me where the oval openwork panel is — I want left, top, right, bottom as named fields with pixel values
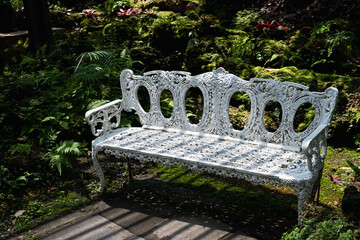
left=229, top=91, right=251, bottom=131
left=293, top=102, right=316, bottom=133
left=160, top=89, right=174, bottom=119
left=137, top=85, right=150, bottom=113
left=263, top=100, right=282, bottom=132
left=185, top=87, right=204, bottom=124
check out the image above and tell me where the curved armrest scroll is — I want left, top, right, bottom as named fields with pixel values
left=85, top=99, right=123, bottom=137
left=301, top=124, right=329, bottom=171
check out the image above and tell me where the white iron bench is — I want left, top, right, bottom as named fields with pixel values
left=85, top=68, right=338, bottom=220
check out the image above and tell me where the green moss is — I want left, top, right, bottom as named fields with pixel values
left=155, top=165, right=296, bottom=217
left=320, top=147, right=360, bottom=206
left=13, top=192, right=90, bottom=232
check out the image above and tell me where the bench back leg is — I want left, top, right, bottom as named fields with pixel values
left=92, top=147, right=105, bottom=192
left=125, top=157, right=133, bottom=182
left=312, top=168, right=323, bottom=203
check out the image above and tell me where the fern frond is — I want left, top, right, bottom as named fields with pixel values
left=48, top=152, right=71, bottom=176
left=74, top=51, right=113, bottom=72
left=55, top=140, right=85, bottom=156
left=72, top=64, right=107, bottom=85
left=46, top=140, right=86, bottom=175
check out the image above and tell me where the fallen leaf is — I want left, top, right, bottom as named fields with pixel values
left=327, top=173, right=345, bottom=185
left=339, top=167, right=351, bottom=170
left=14, top=210, right=26, bottom=218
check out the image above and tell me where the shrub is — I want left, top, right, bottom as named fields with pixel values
left=282, top=218, right=359, bottom=240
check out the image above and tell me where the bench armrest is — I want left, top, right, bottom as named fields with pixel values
left=301, top=124, right=329, bottom=171
left=85, top=99, right=123, bottom=137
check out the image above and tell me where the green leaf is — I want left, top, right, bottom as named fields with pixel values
left=346, top=160, right=360, bottom=177
left=48, top=152, right=64, bottom=175
left=270, top=53, right=280, bottom=62
left=55, top=141, right=85, bottom=156
left=16, top=176, right=27, bottom=182
left=186, top=112, right=197, bottom=117
left=87, top=100, right=110, bottom=110
left=42, top=116, right=56, bottom=122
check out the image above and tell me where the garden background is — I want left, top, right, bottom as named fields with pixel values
left=0, top=0, right=360, bottom=239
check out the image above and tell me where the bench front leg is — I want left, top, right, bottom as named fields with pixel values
left=291, top=174, right=321, bottom=224
left=92, top=147, right=105, bottom=192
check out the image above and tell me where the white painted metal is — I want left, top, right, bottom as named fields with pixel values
left=85, top=68, right=338, bottom=220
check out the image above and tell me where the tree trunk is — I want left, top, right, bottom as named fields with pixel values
left=23, top=0, right=54, bottom=54
left=0, top=0, right=16, bottom=33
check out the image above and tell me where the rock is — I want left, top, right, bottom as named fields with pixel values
left=336, top=148, right=343, bottom=153
left=342, top=185, right=360, bottom=219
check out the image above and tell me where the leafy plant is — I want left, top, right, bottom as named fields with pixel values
left=45, top=140, right=86, bottom=175
left=9, top=0, right=22, bottom=12
left=102, top=0, right=129, bottom=16
left=160, top=90, right=174, bottom=118
left=228, top=34, right=255, bottom=63
left=282, top=218, right=359, bottom=240
left=346, top=160, right=360, bottom=179
left=87, top=100, right=111, bottom=110
left=73, top=48, right=137, bottom=85
left=234, top=9, right=259, bottom=30
left=310, top=20, right=356, bottom=58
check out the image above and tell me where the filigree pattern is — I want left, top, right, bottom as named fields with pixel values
left=85, top=99, right=122, bottom=136
left=86, top=68, right=338, bottom=221
left=119, top=68, right=338, bottom=150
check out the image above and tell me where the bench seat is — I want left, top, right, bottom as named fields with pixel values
left=94, top=127, right=313, bottom=182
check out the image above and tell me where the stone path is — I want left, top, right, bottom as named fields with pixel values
left=10, top=201, right=256, bottom=240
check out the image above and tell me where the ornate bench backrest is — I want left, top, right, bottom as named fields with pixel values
left=120, top=68, right=338, bottom=150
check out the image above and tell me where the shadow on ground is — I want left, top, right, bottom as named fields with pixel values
left=101, top=173, right=298, bottom=240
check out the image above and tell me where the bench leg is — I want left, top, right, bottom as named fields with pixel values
left=292, top=180, right=315, bottom=224
left=296, top=188, right=311, bottom=224
left=312, top=168, right=323, bottom=203
left=126, top=157, right=133, bottom=182
left=294, top=173, right=322, bottom=224
left=92, top=148, right=105, bottom=192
